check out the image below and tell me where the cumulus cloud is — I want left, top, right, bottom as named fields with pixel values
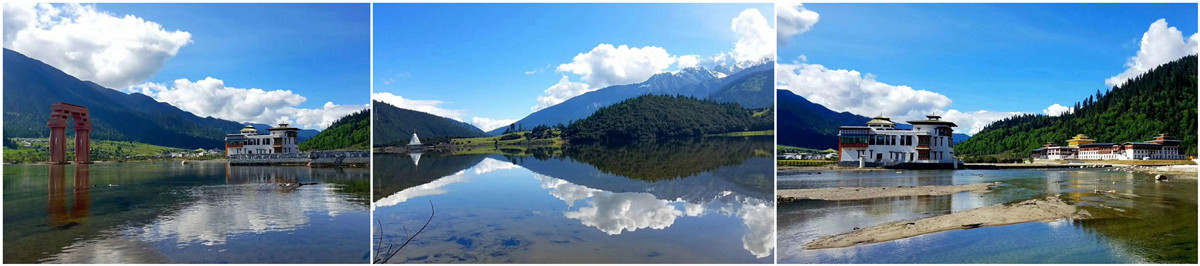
left=556, top=44, right=677, bottom=89
left=677, top=55, right=701, bottom=69
left=471, top=117, right=518, bottom=132
left=1042, top=103, right=1074, bottom=117
left=1106, top=19, right=1200, bottom=87
left=3, top=3, right=192, bottom=89
left=730, top=8, right=775, bottom=66
left=776, top=62, right=952, bottom=121
left=372, top=92, right=466, bottom=121
left=533, top=75, right=593, bottom=111
left=131, top=77, right=365, bottom=129
left=776, top=3, right=820, bottom=45
left=940, top=109, right=1024, bottom=135
left=778, top=62, right=1027, bottom=134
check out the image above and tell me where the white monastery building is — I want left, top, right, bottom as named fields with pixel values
left=225, top=124, right=301, bottom=156
left=1032, top=133, right=1184, bottom=161
left=837, top=114, right=959, bottom=168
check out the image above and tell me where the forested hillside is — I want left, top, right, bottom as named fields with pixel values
left=3, top=49, right=244, bottom=149
left=372, top=101, right=486, bottom=147
left=299, top=109, right=369, bottom=151
left=957, top=55, right=1197, bottom=156
left=564, top=94, right=772, bottom=142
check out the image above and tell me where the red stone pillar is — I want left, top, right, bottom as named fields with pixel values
left=74, top=116, right=91, bottom=163
left=48, top=114, right=68, bottom=164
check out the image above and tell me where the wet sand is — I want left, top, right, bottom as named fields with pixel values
left=777, top=183, right=995, bottom=203
left=803, top=196, right=1089, bottom=249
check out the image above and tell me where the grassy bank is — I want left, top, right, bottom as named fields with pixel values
left=449, top=131, right=565, bottom=155
left=778, top=159, right=838, bottom=167
left=4, top=138, right=219, bottom=164
left=707, top=130, right=774, bottom=137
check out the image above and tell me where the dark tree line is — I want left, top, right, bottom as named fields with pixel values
left=956, top=55, right=1197, bottom=156
left=563, top=94, right=773, bottom=142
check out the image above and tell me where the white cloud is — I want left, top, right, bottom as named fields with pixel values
left=1106, top=19, right=1200, bottom=87
left=940, top=109, right=1024, bottom=135
left=533, top=75, right=593, bottom=111
left=1042, top=103, right=1074, bottom=117
left=131, top=77, right=365, bottom=129
left=3, top=3, right=192, bottom=89
left=730, top=8, right=775, bottom=66
left=776, top=3, right=820, bottom=45
left=565, top=191, right=682, bottom=235
left=556, top=44, right=677, bottom=89
left=677, top=55, right=701, bottom=69
left=778, top=62, right=1026, bottom=134
left=471, top=117, right=518, bottom=132
left=372, top=92, right=466, bottom=121
left=739, top=203, right=775, bottom=259
left=374, top=171, right=470, bottom=209
left=472, top=158, right=520, bottom=175
left=281, top=102, right=368, bottom=130
left=777, top=62, right=952, bottom=121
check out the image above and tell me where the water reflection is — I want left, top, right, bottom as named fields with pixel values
left=48, top=164, right=91, bottom=229
left=777, top=169, right=1197, bottom=263
left=4, top=162, right=369, bottom=263
left=373, top=137, right=774, bottom=263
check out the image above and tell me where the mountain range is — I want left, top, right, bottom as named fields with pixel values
left=485, top=62, right=774, bottom=135
left=777, top=89, right=969, bottom=150
left=2, top=49, right=250, bottom=149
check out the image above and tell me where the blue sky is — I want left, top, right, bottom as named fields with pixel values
left=776, top=3, right=1198, bottom=134
left=101, top=3, right=371, bottom=110
left=4, top=3, right=369, bottom=129
left=373, top=3, right=774, bottom=131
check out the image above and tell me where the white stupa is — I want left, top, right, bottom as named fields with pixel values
left=407, top=131, right=422, bottom=146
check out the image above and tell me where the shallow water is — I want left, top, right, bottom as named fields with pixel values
left=777, top=168, right=1197, bottom=263
left=3, top=161, right=370, bottom=263
left=372, top=137, right=775, bottom=263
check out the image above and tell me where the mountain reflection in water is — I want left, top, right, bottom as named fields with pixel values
left=3, top=162, right=369, bottom=263
left=372, top=136, right=775, bottom=263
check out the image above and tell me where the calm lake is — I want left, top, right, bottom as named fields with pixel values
left=372, top=137, right=775, bottom=263
left=778, top=168, right=1197, bottom=263
left=3, top=161, right=370, bottom=263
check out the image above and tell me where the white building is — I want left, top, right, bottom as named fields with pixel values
left=837, top=114, right=959, bottom=167
left=225, top=124, right=301, bottom=156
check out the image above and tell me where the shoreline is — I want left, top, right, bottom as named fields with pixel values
left=777, top=183, right=996, bottom=203
left=803, top=196, right=1089, bottom=249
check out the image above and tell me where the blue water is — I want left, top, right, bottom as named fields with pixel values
left=3, top=162, right=370, bottom=263
left=373, top=151, right=774, bottom=263
left=778, top=168, right=1197, bottom=263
